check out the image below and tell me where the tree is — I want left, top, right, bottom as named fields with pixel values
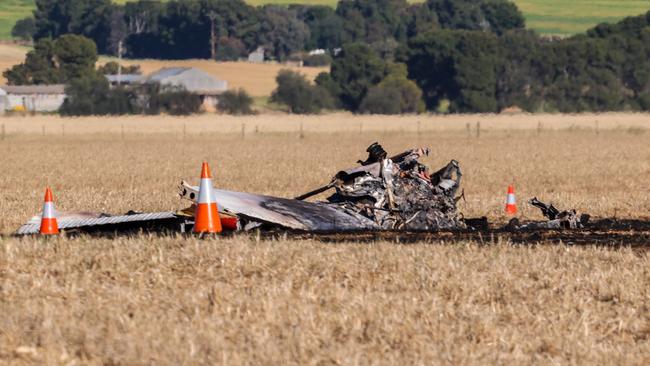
left=336, top=0, right=409, bottom=44
left=33, top=0, right=114, bottom=54
left=360, top=63, right=424, bottom=114
left=54, top=34, right=99, bottom=81
left=60, top=72, right=134, bottom=115
left=258, top=5, right=310, bottom=61
left=329, top=43, right=387, bottom=111
left=3, top=39, right=61, bottom=85
left=292, top=5, right=344, bottom=51
left=271, top=69, right=333, bottom=114
left=406, top=30, right=499, bottom=112
left=3, top=35, right=97, bottom=85
left=424, top=0, right=524, bottom=34
left=217, top=89, right=255, bottom=115
left=11, top=17, right=37, bottom=41
left=97, top=61, right=142, bottom=75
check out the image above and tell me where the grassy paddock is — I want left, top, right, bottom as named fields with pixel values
left=0, top=113, right=649, bottom=363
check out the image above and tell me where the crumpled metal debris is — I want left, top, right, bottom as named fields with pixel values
left=507, top=197, right=590, bottom=230
left=322, top=143, right=465, bottom=231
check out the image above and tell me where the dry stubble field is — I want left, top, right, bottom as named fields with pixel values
left=1, top=113, right=650, bottom=364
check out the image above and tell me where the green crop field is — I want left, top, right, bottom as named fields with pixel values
left=0, top=0, right=648, bottom=40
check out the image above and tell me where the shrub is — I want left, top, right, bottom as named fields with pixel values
left=150, top=86, right=203, bottom=116
left=303, top=53, right=332, bottom=67
left=98, top=62, right=142, bottom=75
left=359, top=87, right=402, bottom=114
left=359, top=65, right=425, bottom=114
left=216, top=37, right=248, bottom=61
left=217, top=89, right=255, bottom=115
left=11, top=17, right=36, bottom=41
left=60, top=73, right=135, bottom=116
left=270, top=69, right=333, bottom=114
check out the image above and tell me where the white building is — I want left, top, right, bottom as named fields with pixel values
left=248, top=47, right=265, bottom=63
left=0, top=85, right=66, bottom=113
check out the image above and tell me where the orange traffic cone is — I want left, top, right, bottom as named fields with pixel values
left=39, top=187, right=59, bottom=235
left=505, top=185, right=517, bottom=215
left=193, top=162, right=222, bottom=234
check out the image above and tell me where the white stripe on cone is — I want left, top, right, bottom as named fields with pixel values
left=42, top=201, right=56, bottom=218
left=506, top=193, right=516, bottom=204
left=198, top=177, right=215, bottom=204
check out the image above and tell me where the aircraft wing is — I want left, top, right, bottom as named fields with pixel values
left=180, top=182, right=379, bottom=232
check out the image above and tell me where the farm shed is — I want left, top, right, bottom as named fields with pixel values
left=248, top=47, right=265, bottom=63
left=0, top=85, right=66, bottom=113
left=144, top=67, right=228, bottom=111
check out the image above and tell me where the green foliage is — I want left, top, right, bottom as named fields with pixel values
left=314, top=71, right=341, bottom=108
left=217, top=89, right=255, bottom=115
left=359, top=87, right=402, bottom=114
left=360, top=63, right=424, bottom=114
left=258, top=5, right=310, bottom=61
left=425, top=0, right=525, bottom=34
left=3, top=35, right=97, bottom=85
left=125, top=0, right=260, bottom=59
left=215, top=37, right=248, bottom=61
left=60, top=72, right=135, bottom=115
left=329, top=43, right=387, bottom=111
left=303, top=53, right=332, bottom=67
left=407, top=30, right=499, bottom=113
left=97, top=61, right=142, bottom=75
left=149, top=85, right=203, bottom=115
left=34, top=0, right=114, bottom=54
left=53, top=34, right=99, bottom=80
left=271, top=69, right=333, bottom=113
left=11, top=17, right=36, bottom=40
left=61, top=77, right=203, bottom=116
left=406, top=11, right=650, bottom=113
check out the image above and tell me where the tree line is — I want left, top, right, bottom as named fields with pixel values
left=8, top=0, right=650, bottom=114
left=15, top=0, right=525, bottom=61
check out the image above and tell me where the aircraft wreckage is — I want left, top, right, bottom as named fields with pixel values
left=17, top=142, right=592, bottom=237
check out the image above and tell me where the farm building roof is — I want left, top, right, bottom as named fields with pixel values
left=0, top=85, right=66, bottom=94
left=144, top=67, right=228, bottom=95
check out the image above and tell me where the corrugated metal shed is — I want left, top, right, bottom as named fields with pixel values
left=144, top=67, right=228, bottom=95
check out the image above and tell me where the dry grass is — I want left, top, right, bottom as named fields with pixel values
left=1, top=113, right=650, bottom=364
left=0, top=44, right=327, bottom=96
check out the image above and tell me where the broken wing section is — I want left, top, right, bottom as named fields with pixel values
left=179, top=182, right=379, bottom=232
left=16, top=211, right=182, bottom=235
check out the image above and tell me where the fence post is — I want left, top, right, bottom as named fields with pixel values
left=42, top=125, right=45, bottom=136
left=475, top=121, right=480, bottom=138
left=537, top=121, right=542, bottom=135
left=466, top=123, right=470, bottom=138
left=241, top=123, right=245, bottom=139
left=1, top=124, right=5, bottom=141
left=299, top=122, right=305, bottom=139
